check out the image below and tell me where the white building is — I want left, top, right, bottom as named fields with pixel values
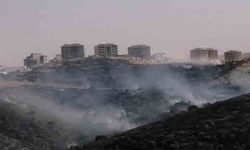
left=24, top=53, right=47, bottom=68
left=190, top=48, right=218, bottom=62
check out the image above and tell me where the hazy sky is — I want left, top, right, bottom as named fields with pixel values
left=1, top=0, right=250, bottom=66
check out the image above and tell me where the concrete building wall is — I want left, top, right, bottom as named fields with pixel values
left=190, top=48, right=218, bottom=60
left=24, top=53, right=47, bottom=68
left=128, top=45, right=151, bottom=60
left=224, top=50, right=242, bottom=63
left=95, top=43, right=118, bottom=57
left=61, top=44, right=84, bottom=61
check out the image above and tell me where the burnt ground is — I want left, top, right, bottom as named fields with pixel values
left=0, top=97, right=77, bottom=150
left=69, top=94, right=250, bottom=150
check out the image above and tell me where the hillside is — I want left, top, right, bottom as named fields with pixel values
left=0, top=94, right=77, bottom=150
left=69, top=94, right=250, bottom=150
left=1, top=62, right=250, bottom=149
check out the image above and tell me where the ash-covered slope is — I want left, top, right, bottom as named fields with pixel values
left=0, top=98, right=76, bottom=150
left=3, top=61, right=250, bottom=149
left=69, top=94, right=250, bottom=150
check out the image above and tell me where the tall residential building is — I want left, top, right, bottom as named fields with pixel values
left=24, top=53, right=47, bottom=68
left=190, top=48, right=218, bottom=60
left=128, top=45, right=151, bottom=60
left=224, top=50, right=242, bottom=63
left=61, top=44, right=84, bottom=61
left=95, top=43, right=118, bottom=57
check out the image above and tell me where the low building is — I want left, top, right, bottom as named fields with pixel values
left=49, top=54, right=62, bottom=64
left=24, top=53, right=47, bottom=68
left=61, top=44, right=84, bottom=62
left=128, top=45, right=151, bottom=60
left=151, top=53, right=172, bottom=64
left=224, top=50, right=242, bottom=63
left=55, top=54, right=62, bottom=60
left=190, top=48, right=218, bottom=61
left=243, top=52, right=250, bottom=59
left=95, top=43, right=118, bottom=57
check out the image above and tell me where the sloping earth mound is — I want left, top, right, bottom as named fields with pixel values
left=69, top=94, right=250, bottom=150
left=0, top=99, right=76, bottom=150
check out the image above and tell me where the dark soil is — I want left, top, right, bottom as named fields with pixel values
left=69, top=94, right=250, bottom=150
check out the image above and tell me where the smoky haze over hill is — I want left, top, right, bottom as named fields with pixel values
left=1, top=61, right=250, bottom=149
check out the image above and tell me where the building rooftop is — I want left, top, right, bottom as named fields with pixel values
left=225, top=50, right=242, bottom=53
left=191, top=48, right=218, bottom=52
left=61, top=43, right=83, bottom=47
left=96, top=43, right=117, bottom=46
left=129, top=45, right=150, bottom=48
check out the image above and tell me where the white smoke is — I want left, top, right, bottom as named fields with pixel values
left=228, top=70, right=250, bottom=93
left=3, top=87, right=135, bottom=138
left=2, top=62, right=250, bottom=142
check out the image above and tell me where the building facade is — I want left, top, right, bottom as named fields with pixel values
left=190, top=48, right=218, bottom=60
left=61, top=44, right=84, bottom=61
left=128, top=45, right=151, bottom=60
left=24, top=53, right=47, bottom=68
left=224, top=50, right=242, bottom=63
left=95, top=43, right=118, bottom=57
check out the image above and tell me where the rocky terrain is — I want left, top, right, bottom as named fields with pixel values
left=69, top=94, right=250, bottom=150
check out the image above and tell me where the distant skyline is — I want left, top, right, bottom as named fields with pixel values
left=1, top=0, right=250, bottom=66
